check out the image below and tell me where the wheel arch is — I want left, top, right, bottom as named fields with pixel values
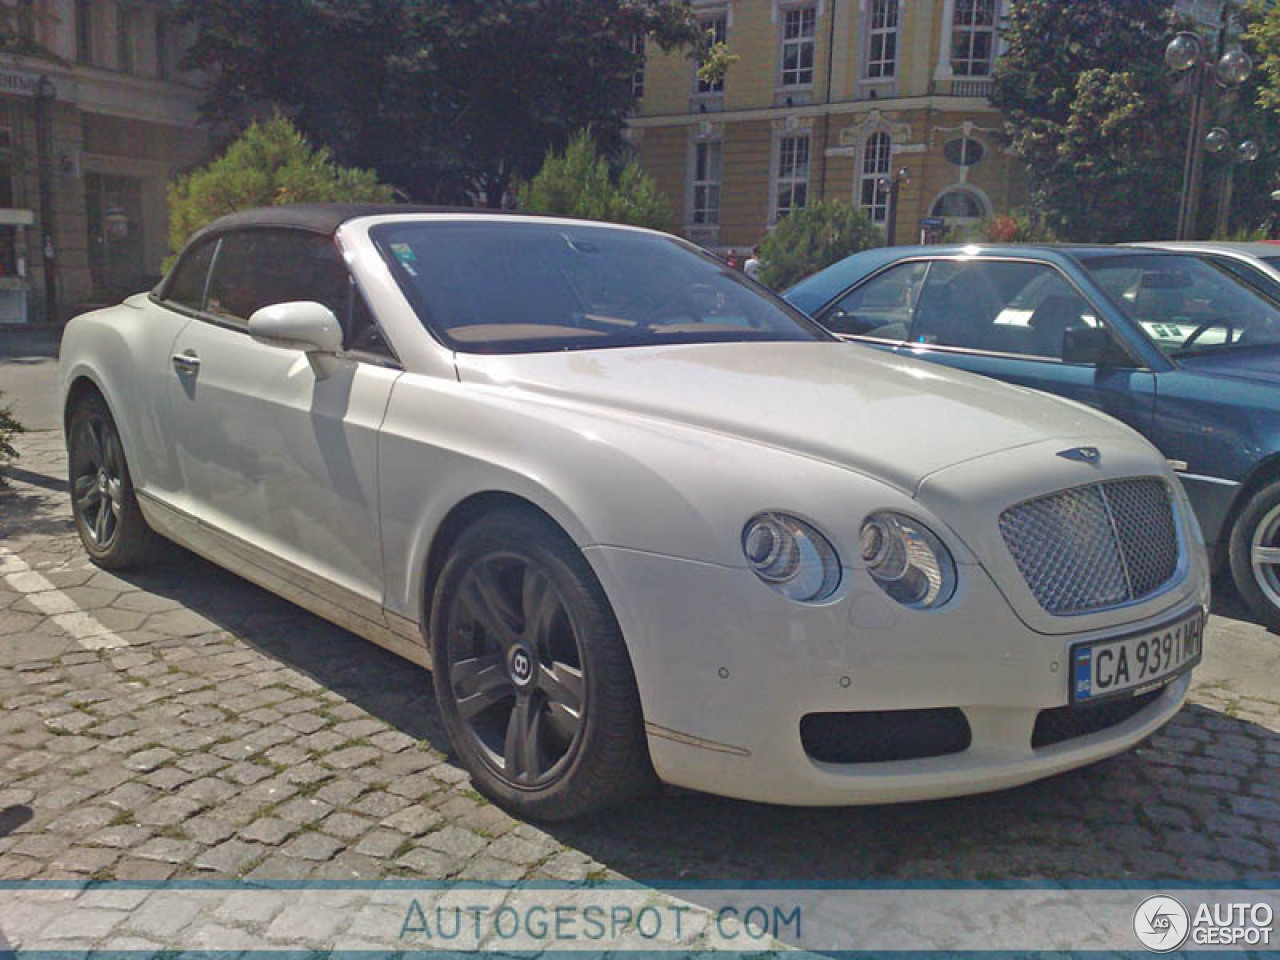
left=419, top=489, right=593, bottom=640
left=63, top=373, right=110, bottom=436
left=1220, top=453, right=1280, bottom=557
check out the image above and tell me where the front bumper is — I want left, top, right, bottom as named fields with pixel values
left=585, top=545, right=1209, bottom=806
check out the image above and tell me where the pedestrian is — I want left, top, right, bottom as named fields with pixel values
left=743, top=245, right=762, bottom=280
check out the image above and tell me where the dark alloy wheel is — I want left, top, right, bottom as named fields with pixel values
left=67, top=394, right=160, bottom=569
left=446, top=552, right=587, bottom=786
left=431, top=509, right=654, bottom=820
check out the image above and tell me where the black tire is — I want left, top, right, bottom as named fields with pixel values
left=1228, top=480, right=1280, bottom=634
left=430, top=508, right=655, bottom=820
left=67, top=393, right=161, bottom=570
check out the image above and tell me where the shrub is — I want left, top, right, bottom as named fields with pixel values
left=518, top=130, right=673, bottom=231
left=974, top=207, right=1058, bottom=243
left=166, top=114, right=394, bottom=261
left=0, top=390, right=23, bottom=484
left=756, top=200, right=883, bottom=290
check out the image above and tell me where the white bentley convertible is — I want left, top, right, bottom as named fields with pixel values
left=59, top=206, right=1210, bottom=819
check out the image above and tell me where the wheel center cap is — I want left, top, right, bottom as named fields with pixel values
left=508, top=647, right=535, bottom=687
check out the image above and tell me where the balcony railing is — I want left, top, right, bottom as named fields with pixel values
left=950, top=77, right=993, bottom=98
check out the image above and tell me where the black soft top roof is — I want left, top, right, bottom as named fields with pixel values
left=189, top=203, right=521, bottom=243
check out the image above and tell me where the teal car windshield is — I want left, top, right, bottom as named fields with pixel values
left=371, top=221, right=828, bottom=354
left=1081, top=253, right=1280, bottom=357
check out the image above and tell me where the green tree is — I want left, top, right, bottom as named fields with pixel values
left=0, top=390, right=23, bottom=485
left=756, top=201, right=882, bottom=290
left=518, top=130, right=672, bottom=229
left=991, top=0, right=1185, bottom=241
left=178, top=0, right=708, bottom=206
left=166, top=115, right=393, bottom=256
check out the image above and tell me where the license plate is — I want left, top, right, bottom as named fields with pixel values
left=1070, top=609, right=1204, bottom=705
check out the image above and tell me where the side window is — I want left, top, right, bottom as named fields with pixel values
left=347, top=286, right=395, bottom=359
left=820, top=261, right=926, bottom=339
left=1204, top=255, right=1280, bottom=304
left=911, top=260, right=1100, bottom=361
left=163, top=239, right=217, bottom=311
left=204, top=229, right=348, bottom=327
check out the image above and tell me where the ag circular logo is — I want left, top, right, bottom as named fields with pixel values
left=1134, top=895, right=1190, bottom=952
left=510, top=648, right=534, bottom=685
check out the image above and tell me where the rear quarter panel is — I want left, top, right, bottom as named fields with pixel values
left=58, top=295, right=190, bottom=495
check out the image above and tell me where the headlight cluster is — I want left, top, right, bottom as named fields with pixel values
left=742, top=513, right=841, bottom=602
left=859, top=512, right=956, bottom=609
left=742, top=510, right=956, bottom=609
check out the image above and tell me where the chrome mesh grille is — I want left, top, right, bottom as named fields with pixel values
left=998, top=478, right=1180, bottom=615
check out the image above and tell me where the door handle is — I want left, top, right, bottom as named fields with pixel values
left=171, top=352, right=201, bottom=375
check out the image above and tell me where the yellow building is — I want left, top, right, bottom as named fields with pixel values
left=628, top=0, right=1028, bottom=255
left=0, top=0, right=209, bottom=323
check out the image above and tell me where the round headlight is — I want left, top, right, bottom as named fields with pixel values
left=859, top=512, right=956, bottom=609
left=742, top=513, right=841, bottom=602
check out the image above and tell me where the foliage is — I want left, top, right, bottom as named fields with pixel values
left=518, top=130, right=672, bottom=230
left=756, top=201, right=882, bottom=290
left=1250, top=0, right=1280, bottom=116
left=975, top=207, right=1059, bottom=243
left=991, top=0, right=1187, bottom=241
left=697, top=40, right=739, bottom=87
left=166, top=115, right=393, bottom=256
left=0, top=390, right=23, bottom=484
left=178, top=0, right=708, bottom=206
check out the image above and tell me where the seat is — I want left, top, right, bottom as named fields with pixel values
left=1027, top=295, right=1085, bottom=359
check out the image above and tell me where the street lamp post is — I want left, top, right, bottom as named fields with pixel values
left=1166, top=30, right=1253, bottom=240
left=1210, top=132, right=1260, bottom=238
left=878, top=167, right=910, bottom=247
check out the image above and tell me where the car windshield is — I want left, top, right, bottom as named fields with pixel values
left=1080, top=253, right=1280, bottom=357
left=371, top=220, right=827, bottom=354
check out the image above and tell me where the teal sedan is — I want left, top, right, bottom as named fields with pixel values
left=786, top=244, right=1280, bottom=633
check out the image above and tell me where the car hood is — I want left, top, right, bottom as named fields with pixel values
left=454, top=341, right=1136, bottom=494
left=1176, top=345, right=1280, bottom=385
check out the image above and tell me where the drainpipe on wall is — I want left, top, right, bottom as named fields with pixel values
left=35, top=75, right=58, bottom=324
left=818, top=0, right=839, bottom=202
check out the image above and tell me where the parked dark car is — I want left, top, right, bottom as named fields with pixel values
left=786, top=244, right=1280, bottom=631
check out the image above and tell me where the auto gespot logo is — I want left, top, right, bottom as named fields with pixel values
left=1134, top=895, right=1274, bottom=951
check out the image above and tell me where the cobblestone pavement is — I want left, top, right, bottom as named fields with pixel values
left=1, top=426, right=1279, bottom=902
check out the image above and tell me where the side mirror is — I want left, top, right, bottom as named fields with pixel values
left=248, top=301, right=343, bottom=377
left=1062, top=326, right=1133, bottom=367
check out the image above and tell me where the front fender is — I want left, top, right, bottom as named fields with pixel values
left=375, top=372, right=940, bottom=629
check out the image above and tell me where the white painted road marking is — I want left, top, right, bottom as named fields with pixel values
left=0, top=545, right=127, bottom=650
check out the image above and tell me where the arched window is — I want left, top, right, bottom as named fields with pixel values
left=930, top=187, right=988, bottom=222
left=860, top=132, right=892, bottom=224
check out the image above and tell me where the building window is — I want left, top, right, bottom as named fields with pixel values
left=691, top=141, right=722, bottom=226
left=116, top=3, right=134, bottom=73
left=155, top=15, right=171, bottom=79
left=931, top=187, right=987, bottom=221
left=943, top=137, right=985, bottom=167
left=17, top=0, right=36, bottom=47
left=695, top=15, right=726, bottom=94
left=775, top=134, right=810, bottom=219
left=860, top=132, right=892, bottom=224
left=952, top=0, right=997, bottom=77
left=629, top=34, right=645, bottom=99
left=866, top=0, right=899, bottom=79
left=780, top=5, right=816, bottom=88
left=76, top=0, right=94, bottom=64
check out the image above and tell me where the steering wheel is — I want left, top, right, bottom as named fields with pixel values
left=1181, top=318, right=1236, bottom=350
